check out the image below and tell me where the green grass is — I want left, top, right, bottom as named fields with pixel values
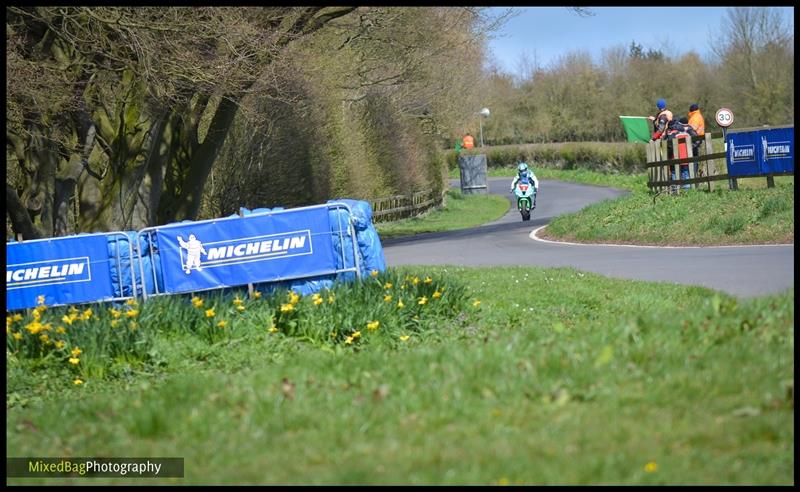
left=6, top=266, right=794, bottom=485
left=543, top=180, right=794, bottom=246
left=376, top=189, right=509, bottom=239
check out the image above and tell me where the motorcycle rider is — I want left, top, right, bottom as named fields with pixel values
left=510, top=162, right=539, bottom=209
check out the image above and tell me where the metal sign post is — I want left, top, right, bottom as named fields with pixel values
left=715, top=108, right=736, bottom=189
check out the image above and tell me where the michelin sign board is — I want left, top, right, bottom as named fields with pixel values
left=6, top=234, right=115, bottom=310
left=155, top=207, right=337, bottom=294
left=727, top=126, right=794, bottom=177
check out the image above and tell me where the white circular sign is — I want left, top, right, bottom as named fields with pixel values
left=715, top=107, right=734, bottom=127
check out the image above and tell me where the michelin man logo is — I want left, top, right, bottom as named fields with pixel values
left=177, top=234, right=207, bottom=274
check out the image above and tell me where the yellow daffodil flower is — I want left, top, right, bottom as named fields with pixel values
left=399, top=335, right=410, bottom=341
left=432, top=291, right=442, bottom=299
left=352, top=331, right=361, bottom=339
left=384, top=295, right=393, bottom=303
left=125, top=309, right=139, bottom=318
left=13, top=332, right=22, bottom=340
left=418, top=296, right=428, bottom=305
left=217, top=320, right=228, bottom=328
left=644, top=462, right=658, bottom=473
left=473, top=299, right=482, bottom=307
left=55, top=340, right=65, bottom=349
left=232, top=297, right=243, bottom=306
left=367, top=321, right=380, bottom=331
left=370, top=270, right=379, bottom=277
left=126, top=298, right=138, bottom=306
left=397, top=299, right=405, bottom=308
left=73, top=378, right=83, bottom=385
left=191, top=297, right=204, bottom=308
left=424, top=277, right=432, bottom=284
left=280, top=303, right=294, bottom=313
left=383, top=282, right=393, bottom=289
left=71, top=347, right=82, bottom=357
left=68, top=357, right=80, bottom=365
left=205, top=308, right=216, bottom=318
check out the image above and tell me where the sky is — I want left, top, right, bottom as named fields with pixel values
left=487, top=6, right=795, bottom=76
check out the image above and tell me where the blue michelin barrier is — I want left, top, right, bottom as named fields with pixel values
left=7, top=199, right=386, bottom=310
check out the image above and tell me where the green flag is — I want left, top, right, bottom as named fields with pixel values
left=619, top=116, right=651, bottom=143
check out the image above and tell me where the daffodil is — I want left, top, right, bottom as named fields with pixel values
left=80, top=308, right=93, bottom=320
left=268, top=326, right=279, bottom=333
left=217, top=320, right=228, bottom=328
left=424, top=276, right=432, bottom=284
left=399, top=335, right=410, bottom=341
left=109, top=307, right=122, bottom=318
left=367, top=321, right=380, bottom=331
left=68, top=357, right=80, bottom=365
left=39, top=334, right=50, bottom=343
left=418, top=296, right=428, bottom=305
left=205, top=308, right=216, bottom=318
left=129, top=321, right=138, bottom=330
left=352, top=330, right=361, bottom=339
left=328, top=295, right=335, bottom=304
left=73, top=378, right=84, bottom=385
left=12, top=332, right=22, bottom=340
left=55, top=340, right=65, bottom=349
left=397, top=299, right=405, bottom=308
left=280, top=303, right=294, bottom=313
left=644, top=462, right=658, bottom=473
left=71, top=347, right=82, bottom=357
left=13, top=314, right=23, bottom=322
left=62, top=314, right=77, bottom=325
left=110, top=319, right=120, bottom=328
left=25, top=321, right=43, bottom=335
left=126, top=298, right=138, bottom=306
left=232, top=296, right=244, bottom=306
left=383, top=294, right=393, bottom=303
left=472, top=299, right=482, bottom=307
left=236, top=305, right=246, bottom=312
left=432, top=291, right=442, bottom=299
left=251, top=291, right=262, bottom=300
left=191, top=297, right=204, bottom=308
left=344, top=336, right=354, bottom=345
left=125, top=309, right=139, bottom=318
left=370, top=269, right=379, bottom=277
left=288, top=291, right=300, bottom=305
left=383, top=282, right=393, bottom=289
left=56, top=326, right=66, bottom=334
left=412, top=276, right=420, bottom=285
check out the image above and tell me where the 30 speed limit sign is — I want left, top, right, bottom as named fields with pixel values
left=715, top=107, right=734, bottom=127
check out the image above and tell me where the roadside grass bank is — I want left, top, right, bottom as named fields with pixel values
left=7, top=266, right=794, bottom=485
left=375, top=189, right=509, bottom=239
left=542, top=179, right=794, bottom=246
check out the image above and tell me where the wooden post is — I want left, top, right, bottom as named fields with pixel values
left=646, top=141, right=654, bottom=188
left=766, top=176, right=775, bottom=188
left=704, top=133, right=715, bottom=192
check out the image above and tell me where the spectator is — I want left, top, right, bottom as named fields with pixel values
left=649, top=99, right=674, bottom=154
left=665, top=118, right=698, bottom=189
left=462, top=133, right=475, bottom=150
left=687, top=103, right=706, bottom=172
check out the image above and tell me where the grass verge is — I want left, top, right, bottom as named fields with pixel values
left=542, top=180, right=794, bottom=246
left=6, top=266, right=794, bottom=485
left=376, top=189, right=509, bottom=239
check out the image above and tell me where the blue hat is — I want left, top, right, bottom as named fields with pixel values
left=689, top=103, right=699, bottom=112
left=657, top=99, right=667, bottom=110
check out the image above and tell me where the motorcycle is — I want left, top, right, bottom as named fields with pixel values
left=512, top=179, right=536, bottom=221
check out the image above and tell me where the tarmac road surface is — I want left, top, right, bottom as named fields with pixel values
left=382, top=178, right=794, bottom=298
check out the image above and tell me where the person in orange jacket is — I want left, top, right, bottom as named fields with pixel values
left=687, top=103, right=706, bottom=175
left=462, top=133, right=475, bottom=150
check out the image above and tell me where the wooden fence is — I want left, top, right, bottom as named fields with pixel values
left=369, top=188, right=444, bottom=223
left=646, top=129, right=792, bottom=193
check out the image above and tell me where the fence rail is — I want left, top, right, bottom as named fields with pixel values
left=370, top=188, right=444, bottom=223
left=645, top=131, right=793, bottom=193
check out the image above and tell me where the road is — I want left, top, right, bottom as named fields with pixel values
left=382, top=177, right=794, bottom=298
